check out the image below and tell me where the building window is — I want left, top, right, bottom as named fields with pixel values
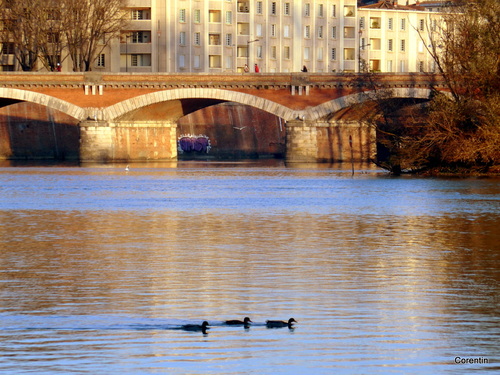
left=331, top=26, right=337, bottom=39
left=194, top=55, right=200, bottom=69
left=418, top=40, right=425, bottom=53
left=305, top=3, right=310, bottom=17
left=419, top=19, right=425, bottom=31
left=283, top=25, right=290, bottom=38
left=284, top=46, right=290, bottom=59
left=271, top=46, right=277, bottom=59
left=388, top=18, right=393, bottom=30
left=226, top=33, right=233, bottom=46
left=2, top=43, right=15, bottom=54
left=194, top=9, right=201, bottom=23
left=179, top=32, right=186, bottom=45
left=132, top=9, right=150, bottom=20
left=304, top=25, right=310, bottom=39
left=209, top=55, right=221, bottom=68
left=401, top=18, right=406, bottom=30
left=271, top=2, right=277, bottom=15
left=318, top=4, right=324, bottom=17
left=226, top=11, right=232, bottom=24
left=284, top=2, right=290, bottom=15
left=387, top=60, right=393, bottom=72
left=401, top=39, right=406, bottom=52
left=304, top=47, right=310, bottom=60
left=132, top=31, right=150, bottom=43
left=331, top=48, right=336, bottom=60
left=418, top=61, right=424, bottom=72
left=255, top=24, right=263, bottom=37
left=237, top=46, right=247, bottom=58
left=344, top=48, right=355, bottom=60
left=209, top=10, right=221, bottom=23
left=179, top=55, right=185, bottom=68
left=331, top=4, right=336, bottom=17
left=318, top=47, right=323, bottom=60
left=257, top=45, right=263, bottom=58
left=179, top=9, right=186, bottom=23
left=209, top=34, right=221, bottom=45
left=370, top=17, right=381, bottom=29
left=256, top=1, right=263, bottom=14
left=388, top=39, right=393, bottom=52
left=131, top=54, right=151, bottom=67
left=225, top=55, right=232, bottom=69
left=344, top=6, right=354, bottom=17
left=194, top=32, right=201, bottom=46
left=318, top=26, right=323, bottom=39
left=96, top=54, right=105, bottom=67
left=359, top=17, right=365, bottom=30
left=370, top=38, right=381, bottom=50
left=344, top=27, right=355, bottom=39
left=238, top=1, right=249, bottom=13
left=271, top=24, right=277, bottom=37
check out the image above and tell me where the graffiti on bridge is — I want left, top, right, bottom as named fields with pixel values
left=178, top=134, right=211, bottom=154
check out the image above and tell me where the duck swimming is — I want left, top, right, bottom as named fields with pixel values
left=224, top=317, right=252, bottom=326
left=181, top=321, right=210, bottom=333
left=266, top=318, right=297, bottom=328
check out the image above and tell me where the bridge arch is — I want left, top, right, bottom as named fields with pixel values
left=303, top=87, right=435, bottom=121
left=0, top=87, right=85, bottom=120
left=102, top=88, right=298, bottom=122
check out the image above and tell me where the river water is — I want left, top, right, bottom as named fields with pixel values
left=0, top=160, right=498, bottom=374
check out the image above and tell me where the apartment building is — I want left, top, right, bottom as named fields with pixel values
left=1, top=0, right=440, bottom=73
left=358, top=1, right=440, bottom=73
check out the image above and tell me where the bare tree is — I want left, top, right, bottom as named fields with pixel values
left=377, top=0, right=500, bottom=174
left=38, top=1, right=66, bottom=71
left=0, top=0, right=45, bottom=71
left=63, top=0, right=128, bottom=71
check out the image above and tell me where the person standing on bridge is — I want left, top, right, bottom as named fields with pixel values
left=254, top=64, right=260, bottom=73
left=243, top=64, right=249, bottom=73
left=301, top=65, right=308, bottom=72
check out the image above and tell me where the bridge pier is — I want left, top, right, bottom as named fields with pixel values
left=79, top=120, right=177, bottom=162
left=285, top=120, right=376, bottom=163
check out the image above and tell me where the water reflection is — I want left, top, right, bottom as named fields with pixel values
left=0, top=163, right=499, bottom=374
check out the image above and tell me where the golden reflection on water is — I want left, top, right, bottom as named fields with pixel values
left=1, top=209, right=498, bottom=322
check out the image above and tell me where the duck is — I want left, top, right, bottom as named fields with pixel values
left=266, top=318, right=297, bottom=328
left=224, top=317, right=252, bottom=326
left=180, top=321, right=210, bottom=333
left=125, top=164, right=129, bottom=171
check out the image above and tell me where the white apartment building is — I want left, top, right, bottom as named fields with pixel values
left=1, top=0, right=441, bottom=73
left=109, top=0, right=361, bottom=73
left=357, top=1, right=440, bottom=73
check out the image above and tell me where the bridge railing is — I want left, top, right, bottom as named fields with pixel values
left=0, top=72, right=445, bottom=90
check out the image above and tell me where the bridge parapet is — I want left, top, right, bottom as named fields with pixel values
left=0, top=72, right=446, bottom=90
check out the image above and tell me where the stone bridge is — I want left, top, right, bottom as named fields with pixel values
left=0, top=72, right=446, bottom=163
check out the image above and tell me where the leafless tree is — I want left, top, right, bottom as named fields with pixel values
left=63, top=0, right=128, bottom=71
left=0, top=0, right=45, bottom=71
left=0, top=0, right=128, bottom=71
left=376, top=0, right=500, bottom=174
left=38, top=1, right=66, bottom=71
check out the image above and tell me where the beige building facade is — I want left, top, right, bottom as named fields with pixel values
left=1, top=0, right=441, bottom=74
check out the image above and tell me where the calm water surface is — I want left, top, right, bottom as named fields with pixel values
left=0, top=161, right=499, bottom=374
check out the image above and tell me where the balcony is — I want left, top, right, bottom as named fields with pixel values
left=370, top=17, right=381, bottom=29
left=128, top=20, right=152, bottom=31
left=120, top=43, right=151, bottom=54
left=237, top=1, right=250, bottom=13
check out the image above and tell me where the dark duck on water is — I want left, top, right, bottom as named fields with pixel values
left=266, top=318, right=297, bottom=328
left=180, top=321, right=210, bottom=333
left=224, top=317, right=252, bottom=326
